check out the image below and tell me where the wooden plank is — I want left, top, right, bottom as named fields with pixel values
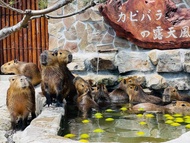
left=6, top=6, right=11, bottom=62
left=45, top=17, right=49, bottom=50
left=27, top=0, right=32, bottom=62
left=18, top=1, right=23, bottom=61
left=23, top=0, right=28, bottom=62
left=10, top=5, right=15, bottom=60
left=41, top=17, right=45, bottom=52
left=31, top=1, right=37, bottom=64
left=14, top=1, right=19, bottom=60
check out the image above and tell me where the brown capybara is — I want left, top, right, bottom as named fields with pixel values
left=77, top=90, right=99, bottom=118
left=129, top=101, right=190, bottom=115
left=93, top=83, right=111, bottom=108
left=40, top=50, right=68, bottom=107
left=126, top=84, right=162, bottom=105
left=1, top=59, right=41, bottom=86
left=57, top=49, right=77, bottom=103
left=109, top=76, right=139, bottom=103
left=73, top=76, right=92, bottom=97
left=7, top=75, right=36, bottom=130
left=162, top=86, right=190, bottom=103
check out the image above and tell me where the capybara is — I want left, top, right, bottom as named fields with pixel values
left=77, top=90, right=99, bottom=118
left=40, top=50, right=68, bottom=107
left=126, top=84, right=162, bottom=105
left=73, top=76, right=92, bottom=97
left=7, top=75, right=36, bottom=130
left=93, top=83, right=111, bottom=108
left=162, top=86, right=190, bottom=103
left=1, top=59, right=41, bottom=86
left=130, top=101, right=190, bottom=115
left=109, top=76, right=139, bottom=103
left=57, top=49, right=77, bottom=103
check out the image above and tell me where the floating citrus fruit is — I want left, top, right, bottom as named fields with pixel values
left=145, top=114, right=154, bottom=118
left=82, top=119, right=90, bottom=124
left=106, top=109, right=114, bottom=112
left=136, top=131, right=145, bottom=136
left=139, top=121, right=147, bottom=125
left=165, top=116, right=174, bottom=120
left=173, top=114, right=182, bottom=117
left=138, top=107, right=144, bottom=111
left=170, top=122, right=181, bottom=127
left=64, top=133, right=76, bottom=138
left=93, top=128, right=105, bottom=133
left=80, top=134, right=90, bottom=139
left=95, top=113, right=103, bottom=116
left=79, top=139, right=89, bottom=143
left=120, top=107, right=127, bottom=111
left=105, top=118, right=114, bottom=122
left=165, top=120, right=174, bottom=124
left=185, top=124, right=190, bottom=129
left=175, top=118, right=184, bottom=123
left=136, top=114, right=143, bottom=118
left=185, top=119, right=190, bottom=124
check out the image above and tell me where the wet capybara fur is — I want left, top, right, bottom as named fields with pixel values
left=162, top=86, right=190, bottom=103
left=126, top=84, right=162, bottom=105
left=57, top=49, right=77, bottom=103
left=109, top=76, right=139, bottom=103
left=1, top=59, right=41, bottom=86
left=40, top=50, right=68, bottom=107
left=7, top=75, right=36, bottom=130
left=73, top=76, right=92, bottom=97
left=93, top=83, right=111, bottom=108
left=77, top=90, right=99, bottom=118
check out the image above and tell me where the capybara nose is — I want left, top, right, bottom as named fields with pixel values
left=68, top=54, right=73, bottom=63
left=162, top=94, right=170, bottom=102
left=40, top=54, right=47, bottom=65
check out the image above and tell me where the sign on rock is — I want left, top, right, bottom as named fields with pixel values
left=99, top=0, right=190, bottom=49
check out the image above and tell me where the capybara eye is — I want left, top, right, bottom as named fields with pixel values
left=12, top=79, right=15, bottom=81
left=59, top=52, right=62, bottom=55
left=123, top=79, right=126, bottom=84
left=8, top=63, right=11, bottom=65
left=173, top=90, right=176, bottom=92
left=181, top=104, right=186, bottom=107
left=130, top=86, right=133, bottom=89
left=129, top=80, right=131, bottom=83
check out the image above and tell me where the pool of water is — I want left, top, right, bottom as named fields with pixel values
left=58, top=104, right=190, bottom=143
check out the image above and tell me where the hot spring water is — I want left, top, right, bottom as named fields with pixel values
left=58, top=104, right=190, bottom=143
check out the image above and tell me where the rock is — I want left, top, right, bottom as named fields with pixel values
left=156, top=50, right=182, bottom=72
left=167, top=77, right=190, bottom=90
left=146, top=74, right=168, bottom=90
left=90, top=57, right=116, bottom=71
left=115, top=50, right=154, bottom=73
left=148, top=50, right=159, bottom=65
left=99, top=0, right=190, bottom=49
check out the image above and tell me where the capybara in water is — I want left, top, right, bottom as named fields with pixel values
left=73, top=76, right=98, bottom=118
left=130, top=101, right=190, bottom=115
left=93, top=83, right=111, bottom=108
left=162, top=86, right=190, bottom=103
left=126, top=84, right=162, bottom=105
left=77, top=90, right=99, bottom=118
left=7, top=75, right=36, bottom=130
left=73, top=76, right=92, bottom=97
left=1, top=59, right=41, bottom=86
left=40, top=50, right=68, bottom=107
left=109, top=76, right=139, bottom=103
left=57, top=49, right=77, bottom=103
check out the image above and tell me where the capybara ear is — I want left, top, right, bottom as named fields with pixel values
left=134, top=85, right=138, bottom=91
left=14, top=59, right=18, bottom=63
left=171, top=101, right=177, bottom=105
left=175, top=86, right=178, bottom=90
left=53, top=49, right=58, bottom=56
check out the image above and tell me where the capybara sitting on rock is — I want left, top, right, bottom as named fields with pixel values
left=7, top=75, right=36, bottom=130
left=162, top=86, right=190, bottom=103
left=40, top=50, right=68, bottom=107
left=126, top=84, right=162, bottom=105
left=73, top=76, right=98, bottom=118
left=57, top=49, right=77, bottom=103
left=1, top=59, right=41, bottom=86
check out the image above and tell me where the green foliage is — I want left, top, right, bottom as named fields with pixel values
left=9, top=0, right=15, bottom=6
left=38, top=0, right=48, bottom=9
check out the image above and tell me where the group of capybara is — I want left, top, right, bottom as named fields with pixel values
left=1, top=49, right=190, bottom=132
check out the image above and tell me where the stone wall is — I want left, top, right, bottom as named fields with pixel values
left=48, top=0, right=190, bottom=93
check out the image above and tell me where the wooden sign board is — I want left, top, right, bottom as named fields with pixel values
left=99, top=0, right=190, bottom=49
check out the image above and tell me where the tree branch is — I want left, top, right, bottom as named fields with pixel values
left=0, top=0, right=25, bottom=14
left=45, top=0, right=96, bottom=19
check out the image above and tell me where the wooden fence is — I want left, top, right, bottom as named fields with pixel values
left=0, top=0, right=49, bottom=71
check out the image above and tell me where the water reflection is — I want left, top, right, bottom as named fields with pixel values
left=59, top=104, right=190, bottom=143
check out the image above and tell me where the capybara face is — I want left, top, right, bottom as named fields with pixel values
left=73, top=76, right=91, bottom=96
left=1, top=59, right=18, bottom=74
left=40, top=50, right=58, bottom=66
left=126, top=84, right=139, bottom=101
left=162, top=87, right=178, bottom=102
left=57, top=49, right=72, bottom=64
left=9, top=75, right=30, bottom=88
left=174, top=101, right=190, bottom=107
